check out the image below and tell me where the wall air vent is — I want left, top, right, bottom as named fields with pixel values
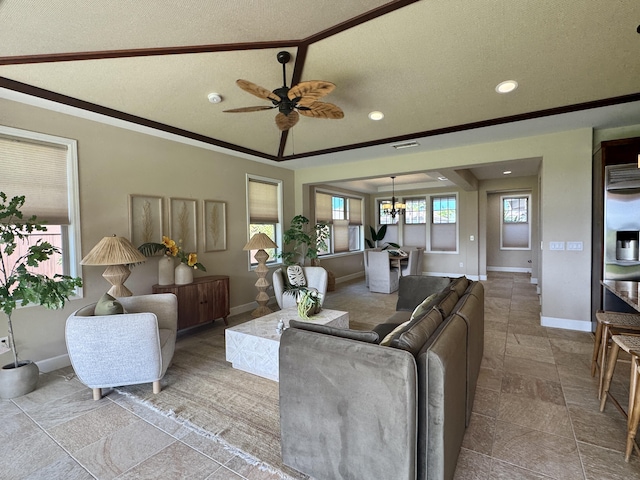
left=606, top=164, right=640, bottom=192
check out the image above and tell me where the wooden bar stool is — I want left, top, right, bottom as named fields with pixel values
left=626, top=350, right=640, bottom=462
left=600, top=334, right=640, bottom=416
left=591, top=311, right=640, bottom=399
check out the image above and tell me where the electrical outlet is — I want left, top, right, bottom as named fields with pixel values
left=459, top=262, right=464, bottom=268
left=0, top=337, right=9, bottom=355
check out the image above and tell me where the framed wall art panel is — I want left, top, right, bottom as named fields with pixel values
left=169, top=197, right=197, bottom=253
left=129, top=194, right=164, bottom=246
left=203, top=200, right=227, bottom=251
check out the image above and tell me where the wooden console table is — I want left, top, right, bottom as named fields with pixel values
left=153, top=275, right=229, bottom=330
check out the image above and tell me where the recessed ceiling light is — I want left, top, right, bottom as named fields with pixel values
left=368, top=111, right=384, bottom=121
left=495, top=80, right=518, bottom=94
left=392, top=141, right=420, bottom=150
left=438, top=176, right=448, bottom=181
left=207, top=93, right=222, bottom=104
left=503, top=170, right=512, bottom=175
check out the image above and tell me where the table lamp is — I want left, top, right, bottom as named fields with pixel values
left=243, top=233, right=278, bottom=317
left=81, top=234, right=146, bottom=297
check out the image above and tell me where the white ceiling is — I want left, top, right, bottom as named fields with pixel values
left=1, top=0, right=639, bottom=191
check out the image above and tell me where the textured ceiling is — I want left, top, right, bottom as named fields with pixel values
left=1, top=0, right=640, bottom=167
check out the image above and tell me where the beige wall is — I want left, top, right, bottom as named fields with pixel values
left=295, top=128, right=594, bottom=330
left=0, top=98, right=295, bottom=368
left=482, top=177, right=539, bottom=275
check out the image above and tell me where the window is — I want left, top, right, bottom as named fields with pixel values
left=501, top=194, right=531, bottom=249
left=0, top=125, right=81, bottom=282
left=404, top=198, right=426, bottom=224
left=503, top=196, right=528, bottom=223
left=378, top=199, right=399, bottom=225
left=429, top=194, right=457, bottom=252
left=247, top=176, right=282, bottom=265
left=315, top=191, right=363, bottom=255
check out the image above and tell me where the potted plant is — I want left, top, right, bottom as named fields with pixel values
left=0, top=192, right=83, bottom=399
left=365, top=225, right=400, bottom=249
left=279, top=215, right=330, bottom=266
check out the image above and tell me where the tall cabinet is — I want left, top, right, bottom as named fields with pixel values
left=153, top=275, right=230, bottom=330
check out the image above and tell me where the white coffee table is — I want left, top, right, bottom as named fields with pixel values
left=225, top=307, right=349, bottom=381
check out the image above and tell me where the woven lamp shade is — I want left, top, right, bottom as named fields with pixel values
left=81, top=235, right=146, bottom=297
left=243, top=233, right=278, bottom=250
left=81, top=235, right=146, bottom=266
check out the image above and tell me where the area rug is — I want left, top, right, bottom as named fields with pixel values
left=116, top=280, right=397, bottom=479
left=116, top=326, right=303, bottom=478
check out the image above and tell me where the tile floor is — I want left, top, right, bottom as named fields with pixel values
left=1, top=272, right=639, bottom=479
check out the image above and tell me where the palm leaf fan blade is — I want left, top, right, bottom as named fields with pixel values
left=223, top=106, right=276, bottom=113
left=298, top=102, right=344, bottom=119
left=275, top=111, right=299, bottom=131
left=236, top=79, right=280, bottom=103
left=288, top=81, right=335, bottom=103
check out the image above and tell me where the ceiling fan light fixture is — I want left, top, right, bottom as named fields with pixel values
left=368, top=111, right=384, bottom=121
left=392, top=141, right=420, bottom=150
left=207, top=93, right=222, bottom=104
left=495, top=80, right=518, bottom=94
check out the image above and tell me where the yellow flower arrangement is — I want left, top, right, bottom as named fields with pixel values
left=138, top=236, right=207, bottom=271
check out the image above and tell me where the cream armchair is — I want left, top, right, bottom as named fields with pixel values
left=272, top=266, right=328, bottom=309
left=66, top=293, right=178, bottom=400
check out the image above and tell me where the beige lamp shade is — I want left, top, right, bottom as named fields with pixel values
left=81, top=235, right=146, bottom=297
left=243, top=232, right=278, bottom=251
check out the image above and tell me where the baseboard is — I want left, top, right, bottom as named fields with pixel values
left=530, top=277, right=538, bottom=285
left=36, top=354, right=71, bottom=373
left=487, top=266, right=532, bottom=274
left=540, top=315, right=592, bottom=332
left=424, top=271, right=480, bottom=281
left=479, top=274, right=488, bottom=281
left=335, top=272, right=365, bottom=284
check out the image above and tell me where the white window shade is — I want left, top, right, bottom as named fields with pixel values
left=348, top=198, right=362, bottom=225
left=248, top=179, right=278, bottom=223
left=1, top=136, right=70, bottom=224
left=316, top=192, right=332, bottom=223
left=333, top=219, right=349, bottom=252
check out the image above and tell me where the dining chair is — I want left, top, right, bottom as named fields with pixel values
left=401, top=248, right=423, bottom=277
left=367, top=250, right=400, bottom=294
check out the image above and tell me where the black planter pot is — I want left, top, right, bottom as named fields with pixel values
left=0, top=360, right=39, bottom=399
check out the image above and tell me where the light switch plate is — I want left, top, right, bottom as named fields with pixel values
left=567, top=241, right=583, bottom=251
left=549, top=242, right=565, bottom=251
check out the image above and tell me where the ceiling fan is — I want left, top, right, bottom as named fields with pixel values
left=223, top=51, right=344, bottom=131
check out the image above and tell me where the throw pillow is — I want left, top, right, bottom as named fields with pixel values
left=94, top=293, right=124, bottom=316
left=289, top=320, right=379, bottom=343
left=287, top=265, right=307, bottom=287
left=410, top=292, right=438, bottom=321
left=379, top=320, right=411, bottom=346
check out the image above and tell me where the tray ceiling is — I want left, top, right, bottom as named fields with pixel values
left=1, top=0, right=640, bottom=163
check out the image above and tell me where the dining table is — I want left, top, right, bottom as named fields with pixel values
left=601, top=280, right=640, bottom=312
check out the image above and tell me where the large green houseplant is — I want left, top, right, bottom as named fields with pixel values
left=279, top=215, right=330, bottom=266
left=0, top=192, right=82, bottom=398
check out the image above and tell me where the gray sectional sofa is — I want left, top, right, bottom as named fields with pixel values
left=279, top=275, right=484, bottom=480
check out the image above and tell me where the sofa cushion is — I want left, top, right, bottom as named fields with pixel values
left=449, top=276, right=469, bottom=297
left=388, top=307, right=444, bottom=356
left=410, top=292, right=438, bottom=320
left=373, top=310, right=412, bottom=341
left=94, top=293, right=124, bottom=316
left=379, top=320, right=411, bottom=346
left=436, top=290, right=460, bottom=318
left=396, top=275, right=452, bottom=311
left=289, top=319, right=379, bottom=344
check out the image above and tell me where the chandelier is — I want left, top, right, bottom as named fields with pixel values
left=381, top=176, right=406, bottom=218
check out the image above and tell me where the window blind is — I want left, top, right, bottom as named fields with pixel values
left=248, top=179, right=278, bottom=223
left=348, top=198, right=362, bottom=225
left=1, top=136, right=70, bottom=224
left=333, top=219, right=349, bottom=252
left=316, top=192, right=332, bottom=223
